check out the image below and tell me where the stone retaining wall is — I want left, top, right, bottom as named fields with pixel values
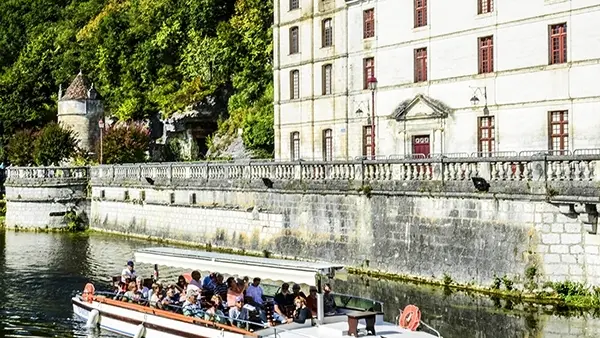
left=90, top=184, right=600, bottom=287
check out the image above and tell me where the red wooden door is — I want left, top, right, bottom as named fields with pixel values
left=412, top=135, right=430, bottom=157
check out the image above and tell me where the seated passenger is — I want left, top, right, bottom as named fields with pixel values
left=175, top=275, right=187, bottom=294
left=150, top=283, right=163, bottom=308
left=211, top=294, right=226, bottom=313
left=182, top=289, right=204, bottom=318
left=121, top=261, right=136, bottom=284
left=305, top=286, right=318, bottom=316
left=286, top=297, right=311, bottom=324
left=273, top=283, right=294, bottom=323
left=228, top=296, right=249, bottom=328
left=291, top=284, right=307, bottom=299
left=226, top=279, right=244, bottom=308
left=323, top=283, right=338, bottom=315
left=213, top=273, right=228, bottom=300
left=123, top=281, right=140, bottom=302
left=188, top=271, right=203, bottom=293
left=202, top=272, right=216, bottom=292
left=161, top=287, right=178, bottom=309
left=204, top=297, right=227, bottom=324
left=136, top=276, right=150, bottom=300
left=246, top=277, right=264, bottom=308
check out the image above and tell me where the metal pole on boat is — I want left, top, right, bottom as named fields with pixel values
left=316, top=275, right=324, bottom=325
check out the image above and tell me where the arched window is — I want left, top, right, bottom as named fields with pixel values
left=290, top=131, right=300, bottom=160
left=322, top=129, right=333, bottom=161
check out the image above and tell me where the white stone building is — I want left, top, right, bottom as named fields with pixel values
left=273, top=0, right=600, bottom=161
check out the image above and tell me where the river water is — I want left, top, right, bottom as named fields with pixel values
left=1, top=230, right=599, bottom=338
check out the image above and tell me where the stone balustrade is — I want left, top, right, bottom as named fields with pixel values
left=5, top=166, right=89, bottom=186
left=79, top=155, right=600, bottom=183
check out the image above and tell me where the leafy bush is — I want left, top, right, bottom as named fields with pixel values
left=33, top=122, right=78, bottom=166
left=7, top=129, right=36, bottom=166
left=101, top=122, right=151, bottom=164
left=242, top=84, right=274, bottom=157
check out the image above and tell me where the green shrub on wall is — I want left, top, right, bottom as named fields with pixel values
left=7, top=129, right=36, bottom=166
left=101, top=122, right=151, bottom=164
left=33, top=122, right=78, bottom=166
left=7, top=123, right=77, bottom=166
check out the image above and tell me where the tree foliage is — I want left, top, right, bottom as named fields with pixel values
left=101, top=122, right=151, bottom=164
left=33, top=122, right=78, bottom=166
left=6, top=123, right=77, bottom=166
left=0, top=0, right=274, bottom=156
left=7, top=130, right=36, bottom=166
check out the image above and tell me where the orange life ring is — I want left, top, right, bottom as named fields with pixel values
left=399, top=304, right=421, bottom=331
left=83, top=283, right=95, bottom=303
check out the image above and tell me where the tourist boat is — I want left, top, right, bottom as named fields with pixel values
left=72, top=247, right=441, bottom=338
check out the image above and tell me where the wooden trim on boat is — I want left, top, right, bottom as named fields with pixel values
left=73, top=296, right=257, bottom=337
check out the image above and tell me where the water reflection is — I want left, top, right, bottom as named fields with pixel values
left=0, top=230, right=599, bottom=338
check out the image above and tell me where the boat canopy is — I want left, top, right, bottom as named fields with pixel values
left=134, top=247, right=345, bottom=286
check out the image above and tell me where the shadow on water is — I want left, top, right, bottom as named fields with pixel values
left=2, top=230, right=600, bottom=338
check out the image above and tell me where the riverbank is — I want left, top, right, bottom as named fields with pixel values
left=72, top=227, right=600, bottom=311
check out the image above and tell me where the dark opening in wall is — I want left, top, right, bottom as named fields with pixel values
left=190, top=193, right=197, bottom=204
left=170, top=192, right=175, bottom=204
left=124, top=190, right=130, bottom=201
left=100, top=190, right=105, bottom=199
left=140, top=191, right=146, bottom=201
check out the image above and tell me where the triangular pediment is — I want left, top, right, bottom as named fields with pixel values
left=391, top=94, right=451, bottom=121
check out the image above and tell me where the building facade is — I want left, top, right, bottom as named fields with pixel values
left=273, top=0, right=600, bottom=161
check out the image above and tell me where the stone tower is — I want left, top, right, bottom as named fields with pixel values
left=57, top=71, right=104, bottom=152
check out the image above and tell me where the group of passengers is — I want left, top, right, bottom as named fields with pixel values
left=117, top=260, right=339, bottom=329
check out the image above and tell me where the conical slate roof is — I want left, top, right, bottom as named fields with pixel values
left=60, top=71, right=100, bottom=101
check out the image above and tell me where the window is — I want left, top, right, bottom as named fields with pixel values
left=477, top=116, right=495, bottom=156
left=549, top=111, right=568, bottom=153
left=290, top=0, right=299, bottom=10
left=289, top=26, right=299, bottom=54
left=478, top=0, right=493, bottom=14
left=363, top=57, right=375, bottom=89
left=363, top=9, right=375, bottom=38
left=362, top=126, right=373, bottom=159
left=140, top=191, right=146, bottom=201
left=549, top=23, right=567, bottom=64
left=290, top=132, right=300, bottom=161
left=290, top=70, right=299, bottom=99
left=322, top=18, right=333, bottom=47
left=189, top=193, right=197, bottom=204
left=323, top=129, right=333, bottom=161
left=414, top=48, right=428, bottom=82
left=414, top=0, right=427, bottom=28
left=478, top=36, right=494, bottom=74
left=322, top=64, right=332, bottom=95
left=170, top=192, right=175, bottom=204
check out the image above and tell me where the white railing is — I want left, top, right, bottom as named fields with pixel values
left=5, top=166, right=89, bottom=181
left=5, top=151, right=600, bottom=185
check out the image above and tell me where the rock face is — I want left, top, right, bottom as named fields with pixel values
left=57, top=72, right=104, bottom=152
left=206, top=133, right=253, bottom=160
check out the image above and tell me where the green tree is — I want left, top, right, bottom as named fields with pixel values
left=7, top=129, right=36, bottom=166
left=102, top=122, right=150, bottom=164
left=33, top=122, right=78, bottom=166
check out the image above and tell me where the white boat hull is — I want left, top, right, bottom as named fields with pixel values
left=72, top=296, right=249, bottom=338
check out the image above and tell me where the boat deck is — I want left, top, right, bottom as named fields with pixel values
left=258, top=321, right=436, bottom=338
